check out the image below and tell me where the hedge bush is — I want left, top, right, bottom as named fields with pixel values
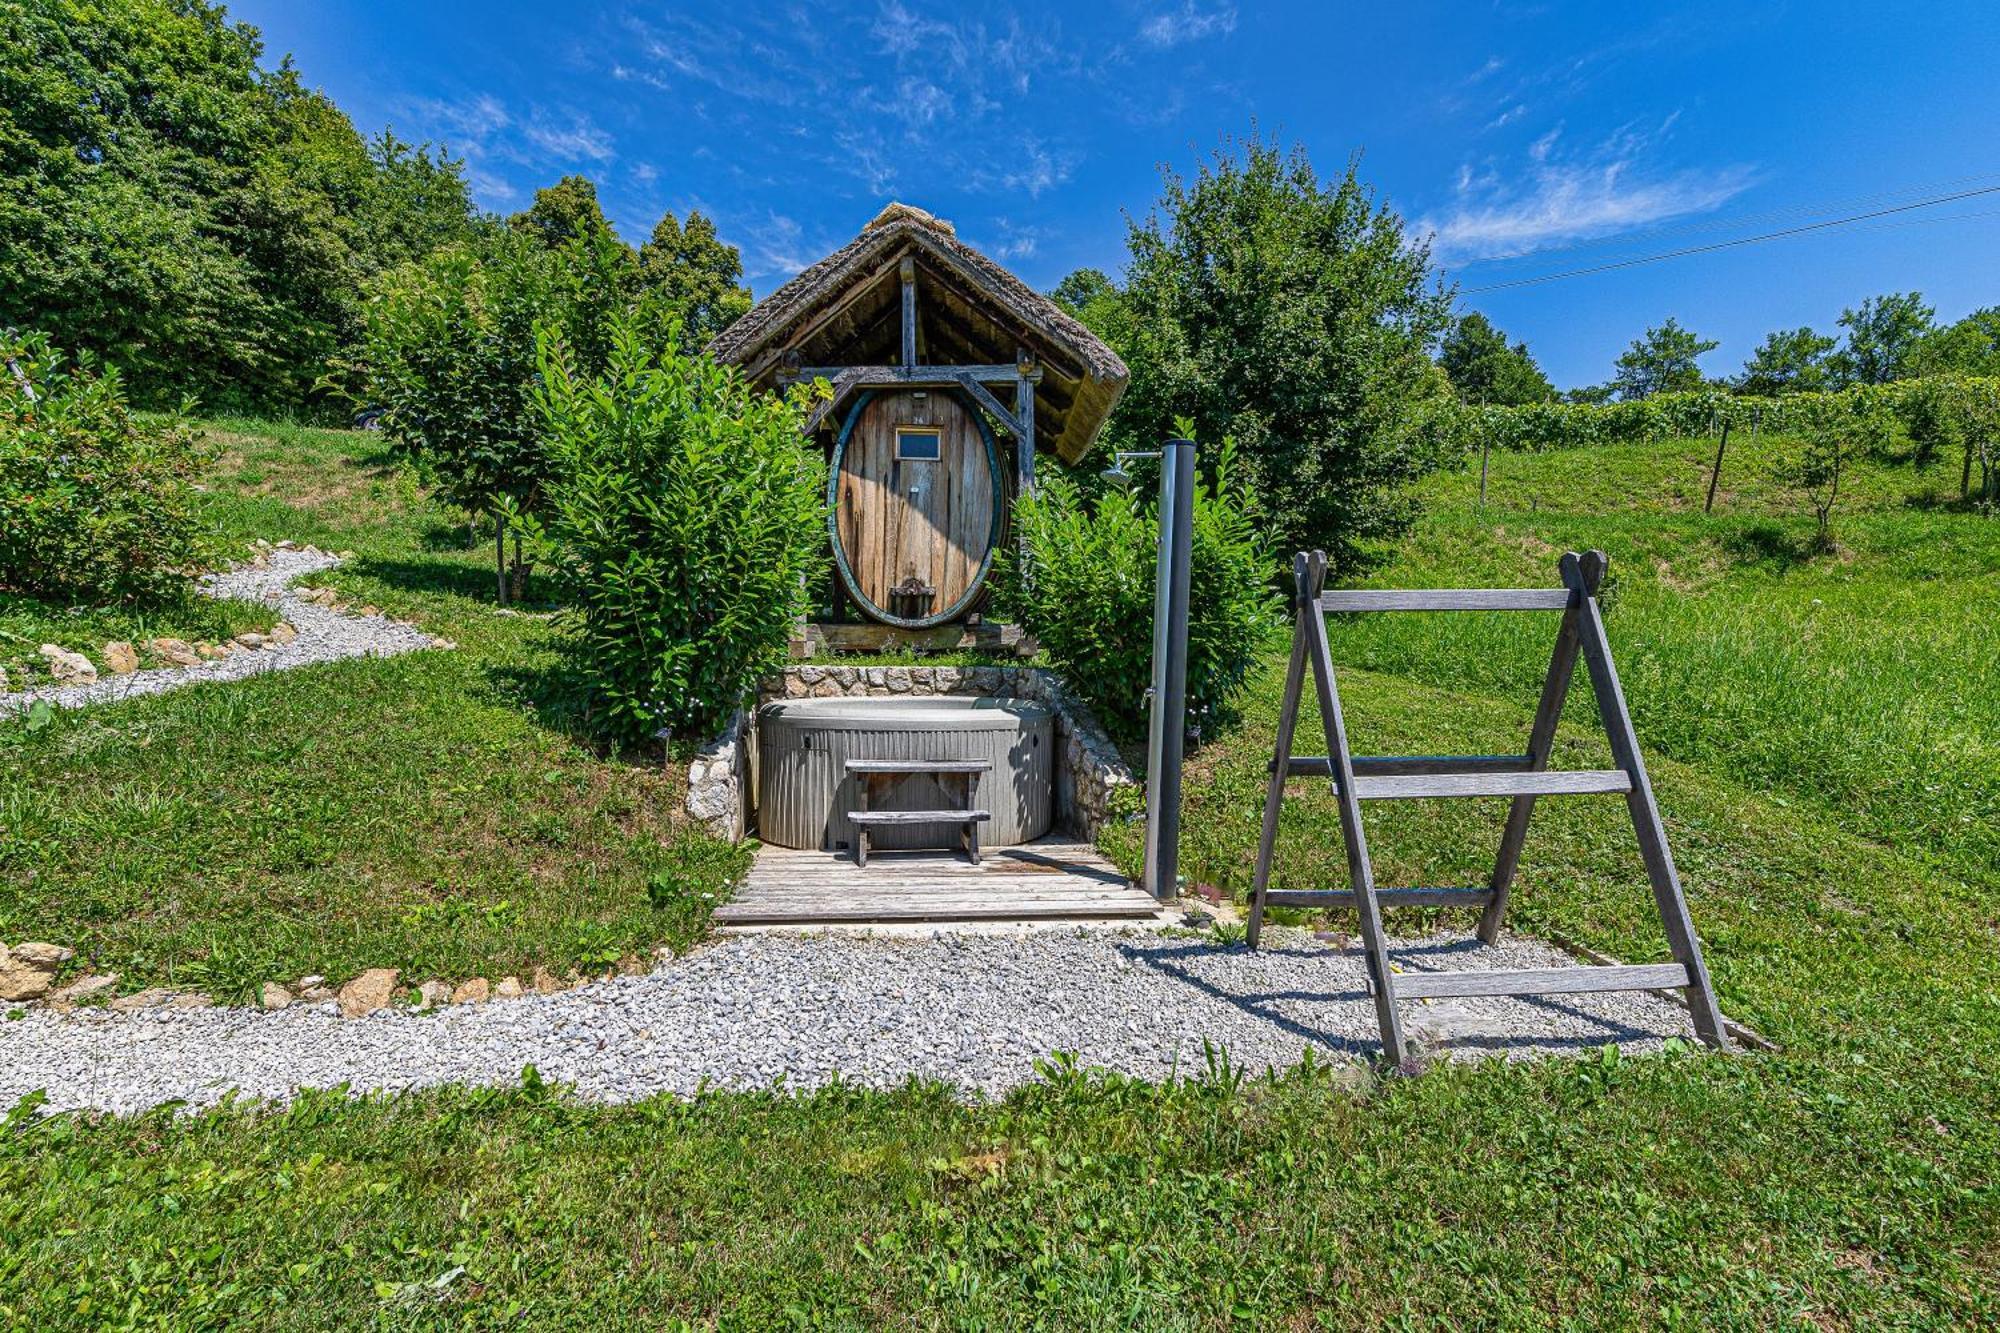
left=1001, top=438, right=1278, bottom=743
left=0, top=331, right=218, bottom=604
left=1410, top=375, right=2000, bottom=460
left=531, top=313, right=826, bottom=745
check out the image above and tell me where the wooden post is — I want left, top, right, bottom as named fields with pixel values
left=1477, top=556, right=1598, bottom=943
left=1560, top=550, right=1730, bottom=1050
left=1247, top=556, right=1312, bottom=950
left=1478, top=435, right=1491, bottom=510
left=1704, top=420, right=1732, bottom=514
left=899, top=257, right=917, bottom=370
left=1014, top=349, right=1038, bottom=498
left=1299, top=550, right=1408, bottom=1064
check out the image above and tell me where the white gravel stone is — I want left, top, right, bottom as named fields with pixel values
left=0, top=929, right=1699, bottom=1116
left=0, top=547, right=439, bottom=717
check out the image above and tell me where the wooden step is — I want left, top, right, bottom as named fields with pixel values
left=1320, top=588, right=1572, bottom=613
left=847, top=809, right=991, bottom=826
left=845, top=759, right=992, bottom=775
left=1349, top=770, right=1632, bottom=800
left=1392, top=962, right=1690, bottom=1000
left=1265, top=887, right=1495, bottom=910
left=1280, top=754, right=1532, bottom=779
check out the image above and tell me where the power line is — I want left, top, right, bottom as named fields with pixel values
left=1457, top=184, right=2000, bottom=294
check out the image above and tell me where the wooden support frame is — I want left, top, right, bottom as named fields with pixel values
left=1246, top=548, right=1732, bottom=1066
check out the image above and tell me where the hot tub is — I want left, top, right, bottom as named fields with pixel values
left=757, top=695, right=1054, bottom=851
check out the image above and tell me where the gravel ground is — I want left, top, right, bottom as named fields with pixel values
left=0, top=930, right=1698, bottom=1115
left=0, top=546, right=437, bottom=717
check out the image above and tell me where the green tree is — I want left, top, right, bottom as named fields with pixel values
left=636, top=211, right=752, bottom=349
left=1050, top=268, right=1120, bottom=316
left=1612, top=318, right=1718, bottom=400
left=1911, top=307, right=2000, bottom=378
left=1781, top=395, right=1893, bottom=552
left=1437, top=312, right=1555, bottom=405
left=509, top=176, right=615, bottom=249
left=362, top=224, right=646, bottom=600
left=1736, top=327, right=1837, bottom=396
left=1563, top=383, right=1617, bottom=404
left=1099, top=135, right=1453, bottom=574
left=0, top=0, right=472, bottom=413
left=1830, top=291, right=1934, bottom=385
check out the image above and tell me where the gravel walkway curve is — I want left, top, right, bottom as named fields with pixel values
left=0, top=546, right=438, bottom=717
left=0, top=930, right=1698, bottom=1115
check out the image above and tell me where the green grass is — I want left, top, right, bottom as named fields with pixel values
left=1, top=417, right=744, bottom=999
left=3, top=423, right=1997, bottom=1327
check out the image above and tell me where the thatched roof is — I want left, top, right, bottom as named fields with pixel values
left=709, top=204, right=1128, bottom=464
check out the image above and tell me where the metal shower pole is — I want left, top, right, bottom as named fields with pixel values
left=1142, top=437, right=1196, bottom=900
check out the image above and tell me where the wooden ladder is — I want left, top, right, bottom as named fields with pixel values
left=1247, top=548, right=1731, bottom=1066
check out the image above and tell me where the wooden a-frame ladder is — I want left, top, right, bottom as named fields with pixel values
left=1247, top=548, right=1730, bottom=1066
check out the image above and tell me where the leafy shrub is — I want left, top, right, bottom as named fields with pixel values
left=1001, top=437, right=1278, bottom=743
left=531, top=313, right=826, bottom=744
left=0, top=332, right=218, bottom=603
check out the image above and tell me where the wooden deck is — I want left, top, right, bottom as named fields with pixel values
left=716, top=839, right=1163, bottom=926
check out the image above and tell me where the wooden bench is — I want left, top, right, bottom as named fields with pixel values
left=845, top=759, right=992, bottom=868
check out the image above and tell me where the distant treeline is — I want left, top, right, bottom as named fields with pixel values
left=1411, top=374, right=2000, bottom=463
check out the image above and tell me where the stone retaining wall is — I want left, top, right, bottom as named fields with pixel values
left=684, top=666, right=1138, bottom=844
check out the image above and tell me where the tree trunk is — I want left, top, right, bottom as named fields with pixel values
left=495, top=514, right=509, bottom=606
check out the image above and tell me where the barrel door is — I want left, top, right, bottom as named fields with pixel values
left=829, top=388, right=1002, bottom=628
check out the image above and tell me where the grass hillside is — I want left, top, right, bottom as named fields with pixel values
left=1, top=420, right=744, bottom=997
left=3, top=423, right=1996, bottom=1326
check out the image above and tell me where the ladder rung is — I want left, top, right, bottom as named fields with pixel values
left=1350, top=770, right=1632, bottom=800
left=1266, top=887, right=1495, bottom=909
left=1320, top=588, right=1572, bottom=613
left=1394, top=963, right=1690, bottom=1000
left=1278, top=754, right=1532, bottom=778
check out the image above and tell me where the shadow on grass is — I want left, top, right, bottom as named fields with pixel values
left=1722, top=520, right=1817, bottom=570
left=484, top=649, right=671, bottom=768
left=348, top=554, right=561, bottom=611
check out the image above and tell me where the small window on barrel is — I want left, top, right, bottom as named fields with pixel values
left=895, top=426, right=941, bottom=461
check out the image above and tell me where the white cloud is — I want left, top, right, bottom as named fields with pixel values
left=1422, top=118, right=1757, bottom=263
left=523, top=110, right=615, bottom=163
left=1002, top=141, right=1073, bottom=198
left=1139, top=2, right=1237, bottom=48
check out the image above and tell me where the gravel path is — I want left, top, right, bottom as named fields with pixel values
left=0, top=546, right=438, bottom=717
left=0, top=930, right=1698, bottom=1115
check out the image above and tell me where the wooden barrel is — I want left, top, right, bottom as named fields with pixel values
left=828, top=387, right=1002, bottom=628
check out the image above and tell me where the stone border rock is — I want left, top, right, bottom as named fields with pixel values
left=685, top=665, right=1137, bottom=842
left=0, top=542, right=449, bottom=717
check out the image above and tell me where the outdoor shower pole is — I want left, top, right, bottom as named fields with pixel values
left=1142, top=437, right=1196, bottom=900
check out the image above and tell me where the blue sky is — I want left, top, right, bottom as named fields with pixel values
left=234, top=1, right=2000, bottom=389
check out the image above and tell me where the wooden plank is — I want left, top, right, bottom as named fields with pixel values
left=1349, top=770, right=1631, bottom=800
left=715, top=901, right=1161, bottom=925
left=1392, top=963, right=1690, bottom=1000
left=785, top=364, right=1022, bottom=385
left=1281, top=754, right=1533, bottom=778
left=845, top=759, right=991, bottom=774
left=1563, top=550, right=1731, bottom=1050
left=1319, top=588, right=1572, bottom=613
left=1264, top=887, right=1496, bottom=909
left=847, top=809, right=991, bottom=825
